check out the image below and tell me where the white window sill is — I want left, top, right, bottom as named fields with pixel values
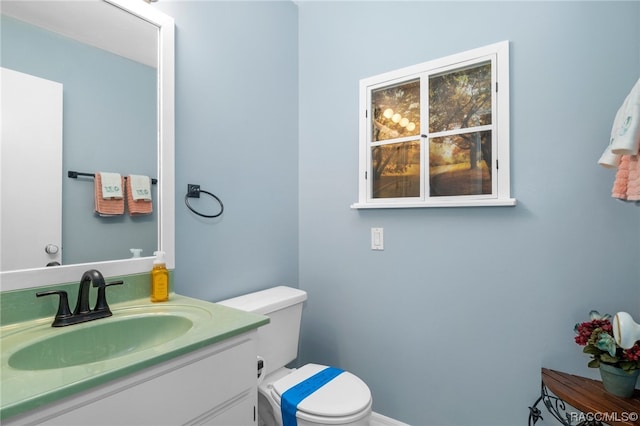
left=350, top=198, right=517, bottom=209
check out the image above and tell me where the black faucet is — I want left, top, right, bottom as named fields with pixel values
left=37, top=269, right=123, bottom=327
left=75, top=269, right=105, bottom=315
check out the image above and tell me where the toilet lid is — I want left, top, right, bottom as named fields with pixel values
left=272, top=363, right=371, bottom=417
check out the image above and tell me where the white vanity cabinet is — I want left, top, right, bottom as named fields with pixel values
left=5, top=331, right=258, bottom=426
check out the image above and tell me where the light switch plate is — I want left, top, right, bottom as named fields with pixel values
left=371, top=227, right=384, bottom=250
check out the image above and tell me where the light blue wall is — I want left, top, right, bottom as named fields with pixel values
left=155, top=1, right=299, bottom=301
left=1, top=16, right=157, bottom=265
left=158, top=1, right=639, bottom=425
left=297, top=1, right=639, bottom=425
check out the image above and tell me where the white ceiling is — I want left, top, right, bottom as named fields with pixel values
left=1, top=0, right=157, bottom=68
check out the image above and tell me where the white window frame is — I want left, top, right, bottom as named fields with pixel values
left=352, top=41, right=516, bottom=209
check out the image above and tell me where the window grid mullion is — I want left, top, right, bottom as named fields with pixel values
left=421, top=73, right=429, bottom=199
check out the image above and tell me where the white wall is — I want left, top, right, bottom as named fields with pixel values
left=155, top=1, right=300, bottom=302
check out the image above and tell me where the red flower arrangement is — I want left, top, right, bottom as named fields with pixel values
left=574, top=310, right=640, bottom=372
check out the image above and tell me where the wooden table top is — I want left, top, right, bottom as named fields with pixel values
left=542, top=368, right=640, bottom=426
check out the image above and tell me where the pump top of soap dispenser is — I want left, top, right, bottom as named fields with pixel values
left=153, top=251, right=166, bottom=266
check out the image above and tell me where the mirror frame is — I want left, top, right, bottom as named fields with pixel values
left=0, top=0, right=175, bottom=291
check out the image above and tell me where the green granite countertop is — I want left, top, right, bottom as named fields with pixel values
left=0, top=293, right=269, bottom=420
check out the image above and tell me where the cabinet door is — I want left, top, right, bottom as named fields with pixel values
left=192, top=392, right=256, bottom=426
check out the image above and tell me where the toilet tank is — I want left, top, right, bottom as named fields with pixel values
left=217, top=286, right=307, bottom=376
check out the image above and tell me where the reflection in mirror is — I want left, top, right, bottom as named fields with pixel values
left=0, top=0, right=175, bottom=290
left=1, top=1, right=157, bottom=270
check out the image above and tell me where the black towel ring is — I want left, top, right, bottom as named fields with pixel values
left=185, top=184, right=224, bottom=218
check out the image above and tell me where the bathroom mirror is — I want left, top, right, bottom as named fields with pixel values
left=0, top=0, right=174, bottom=291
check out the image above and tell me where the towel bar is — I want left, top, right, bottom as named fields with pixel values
left=68, top=171, right=157, bottom=185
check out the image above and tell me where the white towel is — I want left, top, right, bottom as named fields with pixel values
left=99, top=172, right=123, bottom=199
left=128, top=174, right=152, bottom=201
left=598, top=100, right=625, bottom=168
left=611, top=103, right=640, bottom=155
left=598, top=138, right=621, bottom=169
left=599, top=78, right=640, bottom=167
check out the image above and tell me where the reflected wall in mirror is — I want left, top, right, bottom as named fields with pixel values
left=1, top=1, right=157, bottom=270
left=0, top=0, right=175, bottom=290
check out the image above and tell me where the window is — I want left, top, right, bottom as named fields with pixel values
left=352, top=41, right=516, bottom=208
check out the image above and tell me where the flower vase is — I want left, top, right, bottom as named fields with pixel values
left=599, top=363, right=639, bottom=398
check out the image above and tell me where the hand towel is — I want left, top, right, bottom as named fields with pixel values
left=603, top=79, right=640, bottom=203
left=128, top=174, right=152, bottom=201
left=612, top=155, right=640, bottom=201
left=599, top=78, right=640, bottom=167
left=612, top=155, right=630, bottom=199
left=99, top=172, right=123, bottom=199
left=95, top=173, right=124, bottom=216
left=625, top=155, right=640, bottom=201
left=611, top=83, right=640, bottom=155
left=599, top=98, right=626, bottom=168
left=126, top=175, right=153, bottom=216
left=598, top=144, right=621, bottom=169
left=599, top=108, right=624, bottom=168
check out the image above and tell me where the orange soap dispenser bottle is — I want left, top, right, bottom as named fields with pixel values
left=151, top=250, right=169, bottom=302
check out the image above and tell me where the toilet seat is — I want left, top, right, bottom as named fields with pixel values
left=270, top=363, right=372, bottom=422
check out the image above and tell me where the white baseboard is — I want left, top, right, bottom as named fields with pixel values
left=370, top=411, right=410, bottom=426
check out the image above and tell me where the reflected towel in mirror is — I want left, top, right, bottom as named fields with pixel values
left=95, top=173, right=124, bottom=216
left=129, top=175, right=152, bottom=201
left=99, top=172, right=123, bottom=199
left=127, top=175, right=153, bottom=216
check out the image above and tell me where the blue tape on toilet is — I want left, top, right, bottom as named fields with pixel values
left=281, top=367, right=345, bottom=426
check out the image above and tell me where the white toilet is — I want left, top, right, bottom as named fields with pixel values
left=218, top=286, right=372, bottom=426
